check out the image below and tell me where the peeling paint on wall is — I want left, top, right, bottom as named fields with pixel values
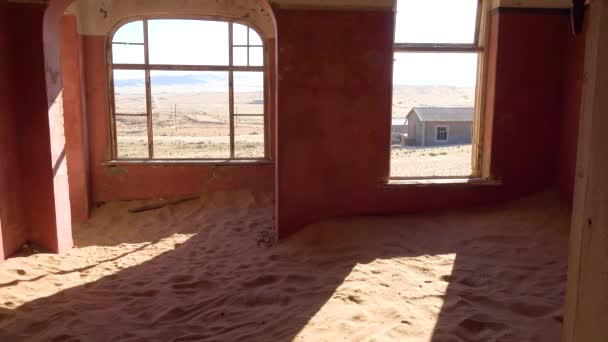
left=71, top=0, right=275, bottom=37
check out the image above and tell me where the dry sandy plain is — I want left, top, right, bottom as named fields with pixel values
left=0, top=190, right=568, bottom=341
left=114, top=84, right=474, bottom=177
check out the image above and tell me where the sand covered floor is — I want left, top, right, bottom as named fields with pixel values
left=0, top=191, right=569, bottom=341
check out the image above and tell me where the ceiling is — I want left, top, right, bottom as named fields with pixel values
left=268, top=0, right=572, bottom=9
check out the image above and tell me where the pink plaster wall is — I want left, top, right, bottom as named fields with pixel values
left=42, top=0, right=74, bottom=253
left=81, top=35, right=275, bottom=203
left=1, top=2, right=73, bottom=256
left=0, top=3, right=588, bottom=259
left=273, top=8, right=577, bottom=238
left=0, top=0, right=27, bottom=259
left=7, top=3, right=60, bottom=252
left=60, top=15, right=91, bottom=223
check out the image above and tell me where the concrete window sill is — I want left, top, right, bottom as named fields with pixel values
left=384, top=177, right=502, bottom=188
left=103, top=159, right=274, bottom=167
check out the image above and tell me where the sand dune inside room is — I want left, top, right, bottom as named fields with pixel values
left=2, top=0, right=607, bottom=340
left=0, top=190, right=568, bottom=341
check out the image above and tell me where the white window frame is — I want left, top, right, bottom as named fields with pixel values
left=391, top=0, right=489, bottom=180
left=435, top=125, right=449, bottom=143
left=106, top=16, right=269, bottom=162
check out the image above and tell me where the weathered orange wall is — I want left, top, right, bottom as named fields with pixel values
left=0, top=2, right=74, bottom=258
left=60, top=15, right=91, bottom=223
left=489, top=9, right=569, bottom=188
left=42, top=0, right=74, bottom=253
left=0, top=0, right=27, bottom=259
left=80, top=35, right=275, bottom=202
left=8, top=3, right=60, bottom=252
left=0, top=3, right=587, bottom=259
left=274, top=8, right=578, bottom=238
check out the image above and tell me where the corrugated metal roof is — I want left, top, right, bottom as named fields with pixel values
left=408, top=107, right=474, bottom=122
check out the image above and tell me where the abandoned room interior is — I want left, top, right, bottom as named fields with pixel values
left=0, top=0, right=607, bottom=340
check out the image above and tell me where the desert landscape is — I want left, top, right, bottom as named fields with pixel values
left=114, top=72, right=266, bottom=159
left=391, top=85, right=475, bottom=120
left=391, top=144, right=472, bottom=178
left=114, top=79, right=474, bottom=177
left=391, top=85, right=475, bottom=178
left=0, top=190, right=568, bottom=341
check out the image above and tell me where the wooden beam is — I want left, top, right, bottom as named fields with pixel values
left=564, top=1, right=608, bottom=341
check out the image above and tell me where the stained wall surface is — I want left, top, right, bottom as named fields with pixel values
left=60, top=15, right=90, bottom=222
left=0, top=0, right=587, bottom=259
left=274, top=7, right=579, bottom=237
left=80, top=36, right=276, bottom=203
left=0, top=1, right=75, bottom=259
left=0, top=0, right=27, bottom=259
left=7, top=3, right=60, bottom=253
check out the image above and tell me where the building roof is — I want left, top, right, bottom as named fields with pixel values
left=407, top=107, right=474, bottom=122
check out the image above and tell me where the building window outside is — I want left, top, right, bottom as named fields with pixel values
left=436, top=126, right=449, bottom=142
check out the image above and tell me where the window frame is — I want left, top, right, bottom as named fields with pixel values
left=391, top=0, right=489, bottom=180
left=106, top=16, right=270, bottom=162
left=435, top=125, right=449, bottom=143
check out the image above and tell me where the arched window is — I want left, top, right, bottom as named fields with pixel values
left=108, top=18, right=267, bottom=161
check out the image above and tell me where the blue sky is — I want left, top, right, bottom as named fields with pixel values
left=113, top=0, right=478, bottom=88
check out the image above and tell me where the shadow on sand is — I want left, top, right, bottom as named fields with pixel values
left=0, top=190, right=569, bottom=341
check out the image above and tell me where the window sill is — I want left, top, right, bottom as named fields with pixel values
left=103, top=159, right=274, bottom=167
left=383, top=177, right=502, bottom=188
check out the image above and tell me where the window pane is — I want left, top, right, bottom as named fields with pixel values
left=112, top=43, right=144, bottom=64
left=113, top=70, right=146, bottom=114
left=391, top=53, right=477, bottom=178
left=395, top=0, right=478, bottom=44
left=233, top=47, right=248, bottom=66
left=249, top=47, right=264, bottom=66
left=116, top=115, right=149, bottom=159
left=233, top=23, right=248, bottom=45
left=148, top=20, right=229, bottom=65
left=235, top=115, right=264, bottom=158
left=113, top=21, right=144, bottom=43
left=249, top=28, right=263, bottom=46
left=234, top=72, right=264, bottom=115
left=112, top=21, right=145, bottom=64
left=150, top=71, right=230, bottom=159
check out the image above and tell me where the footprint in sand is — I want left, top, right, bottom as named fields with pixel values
left=168, top=275, right=194, bottom=283
left=347, top=295, right=364, bottom=304
left=284, top=274, right=315, bottom=284
left=11, top=269, right=26, bottom=276
left=509, top=301, right=555, bottom=318
left=458, top=315, right=507, bottom=335
left=242, top=275, right=280, bottom=288
left=172, top=280, right=214, bottom=291
left=129, top=289, right=160, bottom=297
left=440, top=274, right=454, bottom=283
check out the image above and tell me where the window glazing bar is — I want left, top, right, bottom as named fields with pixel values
left=112, top=64, right=264, bottom=72
left=228, top=22, right=235, bottom=158
left=113, top=42, right=145, bottom=46
left=143, top=19, right=154, bottom=159
left=115, top=113, right=149, bottom=117
left=394, top=43, right=480, bottom=53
